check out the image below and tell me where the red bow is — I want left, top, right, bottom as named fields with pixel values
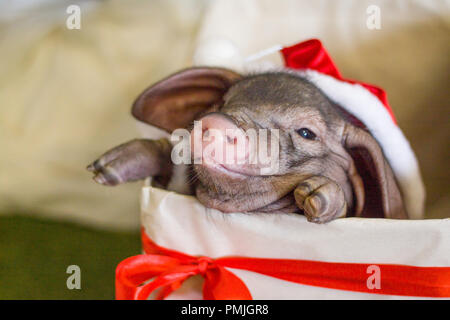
left=281, top=39, right=396, bottom=124
left=116, top=230, right=252, bottom=300
left=115, top=229, right=450, bottom=300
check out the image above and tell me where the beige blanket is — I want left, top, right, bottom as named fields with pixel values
left=0, top=0, right=448, bottom=230
left=0, top=0, right=204, bottom=229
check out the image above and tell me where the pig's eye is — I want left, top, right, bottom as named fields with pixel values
left=296, top=128, right=316, bottom=140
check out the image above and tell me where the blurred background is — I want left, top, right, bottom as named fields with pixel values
left=0, top=0, right=448, bottom=299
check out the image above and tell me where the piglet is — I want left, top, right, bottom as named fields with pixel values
left=87, top=67, right=407, bottom=223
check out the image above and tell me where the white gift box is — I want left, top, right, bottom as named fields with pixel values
left=138, top=186, right=450, bottom=300
left=116, top=38, right=448, bottom=300
left=115, top=1, right=450, bottom=300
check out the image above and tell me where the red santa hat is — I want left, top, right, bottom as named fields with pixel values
left=194, top=38, right=425, bottom=219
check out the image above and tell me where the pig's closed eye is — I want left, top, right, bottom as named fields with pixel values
left=296, top=128, right=316, bottom=140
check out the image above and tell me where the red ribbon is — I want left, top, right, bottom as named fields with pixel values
left=116, top=229, right=252, bottom=300
left=115, top=229, right=450, bottom=300
left=281, top=39, right=396, bottom=124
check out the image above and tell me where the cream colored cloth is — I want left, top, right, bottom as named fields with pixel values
left=0, top=0, right=204, bottom=229
left=141, top=187, right=450, bottom=300
left=1, top=0, right=448, bottom=230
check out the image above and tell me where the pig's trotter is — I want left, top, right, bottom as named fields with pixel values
left=87, top=138, right=172, bottom=186
left=294, top=176, right=347, bottom=223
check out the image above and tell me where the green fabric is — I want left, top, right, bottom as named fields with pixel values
left=0, top=216, right=140, bottom=299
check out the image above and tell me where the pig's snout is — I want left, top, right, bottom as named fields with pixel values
left=191, top=113, right=249, bottom=168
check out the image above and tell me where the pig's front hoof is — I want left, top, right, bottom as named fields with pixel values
left=294, top=176, right=347, bottom=224
left=86, top=159, right=121, bottom=186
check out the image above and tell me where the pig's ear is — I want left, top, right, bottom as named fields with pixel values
left=131, top=67, right=241, bottom=132
left=342, top=124, right=407, bottom=219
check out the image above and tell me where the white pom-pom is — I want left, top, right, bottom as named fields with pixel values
left=193, top=37, right=244, bottom=71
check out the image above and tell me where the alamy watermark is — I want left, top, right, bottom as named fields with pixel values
left=66, top=5, right=81, bottom=30
left=366, top=5, right=381, bottom=30
left=66, top=265, right=81, bottom=290
left=366, top=265, right=381, bottom=290
left=170, top=120, right=280, bottom=175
